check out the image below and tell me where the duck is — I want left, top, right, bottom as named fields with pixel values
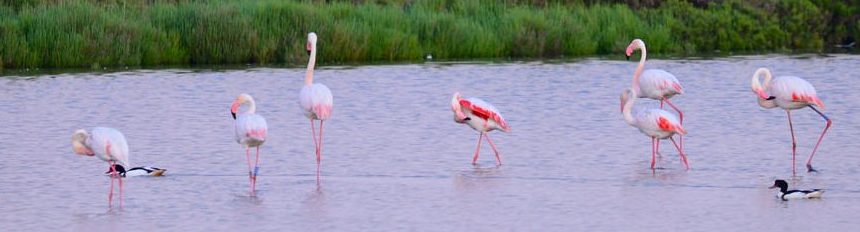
left=769, top=179, right=823, bottom=200
left=105, top=164, right=167, bottom=177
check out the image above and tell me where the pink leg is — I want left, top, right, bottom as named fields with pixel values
left=108, top=161, right=116, bottom=207
left=669, top=137, right=690, bottom=170
left=245, top=148, right=253, bottom=195
left=472, top=132, right=484, bottom=165
left=664, top=99, right=684, bottom=150
left=484, top=133, right=503, bottom=165
left=118, top=171, right=124, bottom=208
left=806, top=106, right=831, bottom=172
left=787, top=111, right=797, bottom=175
left=317, top=120, right=324, bottom=182
left=253, top=146, right=260, bottom=193
left=651, top=137, right=657, bottom=169
left=311, top=119, right=319, bottom=158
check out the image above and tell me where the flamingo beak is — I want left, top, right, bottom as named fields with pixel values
left=306, top=42, right=312, bottom=55
left=755, top=90, right=769, bottom=100
left=230, top=100, right=240, bottom=119
left=626, top=55, right=630, bottom=61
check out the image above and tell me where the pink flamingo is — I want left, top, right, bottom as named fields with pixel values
left=451, top=92, right=511, bottom=165
left=72, top=127, right=130, bottom=207
left=231, top=93, right=268, bottom=195
left=300, top=32, right=333, bottom=181
left=751, top=68, right=831, bottom=174
left=626, top=39, right=685, bottom=150
left=620, top=88, right=690, bottom=170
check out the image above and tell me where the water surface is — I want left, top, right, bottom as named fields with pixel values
left=1, top=55, right=859, bottom=231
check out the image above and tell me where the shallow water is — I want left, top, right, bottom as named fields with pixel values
left=1, top=55, right=859, bottom=231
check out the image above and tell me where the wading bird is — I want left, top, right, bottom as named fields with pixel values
left=751, top=68, right=831, bottom=174
left=231, top=93, right=268, bottom=195
left=451, top=92, right=510, bottom=165
left=626, top=39, right=685, bottom=149
left=300, top=32, right=333, bottom=181
left=72, top=127, right=130, bottom=207
left=620, top=88, right=689, bottom=170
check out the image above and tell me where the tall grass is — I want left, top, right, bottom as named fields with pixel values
left=0, top=0, right=856, bottom=69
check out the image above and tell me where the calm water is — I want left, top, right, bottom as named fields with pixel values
left=1, top=55, right=859, bottom=231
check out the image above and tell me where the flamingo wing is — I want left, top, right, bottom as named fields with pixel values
left=90, top=127, right=130, bottom=168
left=638, top=109, right=685, bottom=135
left=460, top=97, right=510, bottom=132
left=640, top=69, right=683, bottom=96
left=299, top=83, right=334, bottom=120
left=771, top=76, right=823, bottom=108
left=235, top=114, right=268, bottom=144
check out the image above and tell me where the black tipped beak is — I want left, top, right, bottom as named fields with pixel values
left=766, top=96, right=776, bottom=100
left=231, top=112, right=236, bottom=119
left=307, top=50, right=311, bottom=56
left=626, top=55, right=630, bottom=61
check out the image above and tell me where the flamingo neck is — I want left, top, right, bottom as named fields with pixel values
left=622, top=94, right=637, bottom=126
left=752, top=68, right=772, bottom=90
left=246, top=99, right=257, bottom=114
left=632, top=46, right=646, bottom=93
left=305, top=47, right=317, bottom=86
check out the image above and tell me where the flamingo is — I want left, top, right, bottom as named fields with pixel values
left=625, top=39, right=685, bottom=150
left=451, top=92, right=511, bottom=165
left=300, top=32, right=333, bottom=181
left=71, top=127, right=130, bottom=207
left=751, top=68, right=831, bottom=174
left=231, top=93, right=268, bottom=195
left=620, top=88, right=690, bottom=170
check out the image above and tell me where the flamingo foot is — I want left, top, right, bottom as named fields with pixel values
left=807, top=164, right=818, bottom=173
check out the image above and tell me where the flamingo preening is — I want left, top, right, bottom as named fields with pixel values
left=626, top=39, right=685, bottom=150
left=72, top=127, right=130, bottom=207
left=231, top=93, right=268, bottom=195
left=620, top=88, right=690, bottom=170
left=751, top=68, right=831, bottom=174
left=299, top=32, right=333, bottom=181
left=451, top=92, right=510, bottom=165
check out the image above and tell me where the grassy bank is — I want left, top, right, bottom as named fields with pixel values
left=0, top=0, right=857, bottom=69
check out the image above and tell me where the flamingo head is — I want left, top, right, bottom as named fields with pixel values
left=451, top=92, right=467, bottom=122
left=306, top=32, right=318, bottom=55
left=625, top=39, right=644, bottom=60
left=231, top=93, right=254, bottom=119
left=620, top=88, right=634, bottom=113
left=751, top=68, right=772, bottom=100
left=71, top=129, right=94, bottom=156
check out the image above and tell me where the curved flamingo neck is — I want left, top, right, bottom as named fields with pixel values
left=622, top=92, right=637, bottom=126
left=305, top=46, right=317, bottom=86
left=632, top=45, right=646, bottom=93
left=245, top=98, right=257, bottom=114
left=753, top=68, right=772, bottom=89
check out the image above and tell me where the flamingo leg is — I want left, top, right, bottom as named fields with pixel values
left=317, top=120, right=325, bottom=182
left=245, top=148, right=253, bottom=195
left=669, top=137, right=690, bottom=170
left=253, top=146, right=261, bottom=193
left=787, top=110, right=797, bottom=175
left=651, top=137, right=657, bottom=169
left=118, top=169, right=124, bottom=208
left=108, top=161, right=116, bottom=207
left=473, top=132, right=484, bottom=165
left=484, top=133, right=502, bottom=165
left=807, top=106, right=831, bottom=172
left=310, top=119, right=319, bottom=157
left=664, top=99, right=684, bottom=150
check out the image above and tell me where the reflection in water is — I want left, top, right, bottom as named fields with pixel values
left=2, top=56, right=860, bottom=230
